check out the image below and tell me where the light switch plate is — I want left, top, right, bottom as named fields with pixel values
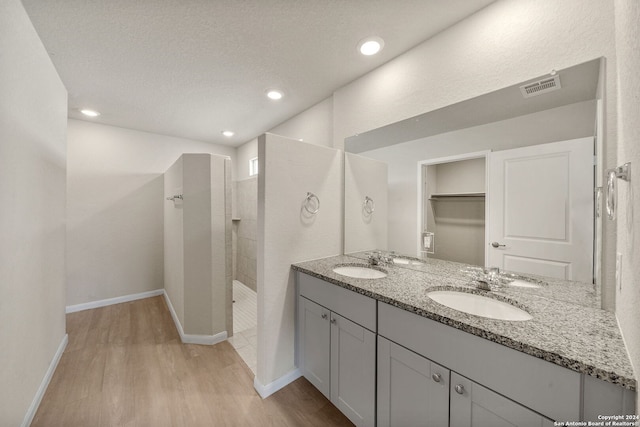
left=421, top=232, right=434, bottom=254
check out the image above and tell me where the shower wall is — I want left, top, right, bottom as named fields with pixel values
left=234, top=176, right=257, bottom=291
left=164, top=153, right=232, bottom=339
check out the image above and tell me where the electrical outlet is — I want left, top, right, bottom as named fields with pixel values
left=616, top=253, right=623, bottom=291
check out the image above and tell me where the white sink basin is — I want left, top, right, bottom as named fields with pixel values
left=428, top=290, right=532, bottom=321
left=333, top=265, right=387, bottom=279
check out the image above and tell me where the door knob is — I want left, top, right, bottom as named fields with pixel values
left=491, top=242, right=506, bottom=248
left=454, top=384, right=465, bottom=395
left=330, top=318, right=337, bottom=324
left=321, top=313, right=328, bottom=320
left=432, top=373, right=441, bottom=383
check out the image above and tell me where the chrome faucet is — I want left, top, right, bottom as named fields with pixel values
left=367, top=251, right=392, bottom=266
left=476, top=267, right=500, bottom=291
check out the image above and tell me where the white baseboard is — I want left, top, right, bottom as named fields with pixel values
left=253, top=368, right=302, bottom=399
left=21, top=333, right=68, bottom=427
left=162, top=291, right=228, bottom=346
left=66, top=289, right=164, bottom=313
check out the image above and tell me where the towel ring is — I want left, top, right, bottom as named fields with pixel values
left=363, top=196, right=375, bottom=214
left=304, top=192, right=320, bottom=214
left=606, top=162, right=631, bottom=220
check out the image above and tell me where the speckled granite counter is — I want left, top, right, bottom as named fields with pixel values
left=346, top=251, right=601, bottom=308
left=292, top=254, right=636, bottom=391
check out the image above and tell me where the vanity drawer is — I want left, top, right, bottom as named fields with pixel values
left=297, top=272, right=376, bottom=332
left=378, top=302, right=580, bottom=421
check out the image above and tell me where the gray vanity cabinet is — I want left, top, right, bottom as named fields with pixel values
left=377, top=336, right=554, bottom=427
left=450, top=372, right=555, bottom=427
left=378, top=336, right=450, bottom=427
left=378, top=302, right=580, bottom=422
left=297, top=273, right=376, bottom=427
left=296, top=271, right=635, bottom=426
left=298, top=297, right=331, bottom=397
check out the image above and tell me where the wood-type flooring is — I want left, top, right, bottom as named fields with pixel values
left=32, top=296, right=353, bottom=426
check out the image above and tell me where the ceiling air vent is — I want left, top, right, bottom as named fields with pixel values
left=519, top=75, right=561, bottom=98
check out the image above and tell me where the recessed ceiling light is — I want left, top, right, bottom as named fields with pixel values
left=222, top=130, right=235, bottom=137
left=358, top=37, right=384, bottom=56
left=266, top=90, right=283, bottom=100
left=80, top=109, right=100, bottom=117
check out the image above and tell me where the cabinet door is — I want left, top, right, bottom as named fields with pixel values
left=299, top=296, right=331, bottom=399
left=450, top=372, right=553, bottom=427
left=377, top=336, right=449, bottom=427
left=330, top=312, right=376, bottom=427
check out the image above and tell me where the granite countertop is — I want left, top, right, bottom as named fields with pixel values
left=291, top=253, right=636, bottom=391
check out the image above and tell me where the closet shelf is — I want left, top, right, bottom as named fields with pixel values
left=429, top=192, right=485, bottom=201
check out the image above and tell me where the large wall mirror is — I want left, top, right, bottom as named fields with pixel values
left=344, top=58, right=604, bottom=292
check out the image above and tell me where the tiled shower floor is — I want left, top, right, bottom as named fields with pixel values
left=228, top=280, right=257, bottom=373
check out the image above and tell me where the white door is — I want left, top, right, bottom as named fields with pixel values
left=487, top=138, right=594, bottom=283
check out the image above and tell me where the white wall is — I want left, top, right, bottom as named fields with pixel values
left=257, top=134, right=342, bottom=391
left=333, top=0, right=615, bottom=147
left=269, top=97, right=334, bottom=147
left=164, top=157, right=185, bottom=327
left=0, top=0, right=67, bottom=424
left=235, top=176, right=258, bottom=291
left=613, top=0, right=640, bottom=410
left=344, top=153, right=388, bottom=254
left=235, top=97, right=334, bottom=181
left=358, top=100, right=596, bottom=259
left=67, top=120, right=235, bottom=306
left=236, top=138, right=258, bottom=182
left=333, top=0, right=618, bottom=309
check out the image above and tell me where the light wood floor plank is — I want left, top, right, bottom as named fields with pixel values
left=33, top=296, right=353, bottom=426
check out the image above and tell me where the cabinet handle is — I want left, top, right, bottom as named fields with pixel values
left=432, top=373, right=441, bottom=383
left=330, top=318, right=337, bottom=324
left=454, top=384, right=465, bottom=395
left=321, top=313, right=328, bottom=320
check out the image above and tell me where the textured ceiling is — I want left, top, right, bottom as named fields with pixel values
left=22, top=0, right=495, bottom=146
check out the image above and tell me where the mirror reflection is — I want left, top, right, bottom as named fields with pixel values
left=344, top=58, right=602, bottom=290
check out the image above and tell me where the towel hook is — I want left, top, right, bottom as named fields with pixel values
left=303, top=192, right=320, bottom=214
left=363, top=196, right=375, bottom=214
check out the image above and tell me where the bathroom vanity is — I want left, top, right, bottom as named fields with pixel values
left=293, top=255, right=636, bottom=427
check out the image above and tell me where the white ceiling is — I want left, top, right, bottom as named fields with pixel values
left=22, top=0, right=494, bottom=147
